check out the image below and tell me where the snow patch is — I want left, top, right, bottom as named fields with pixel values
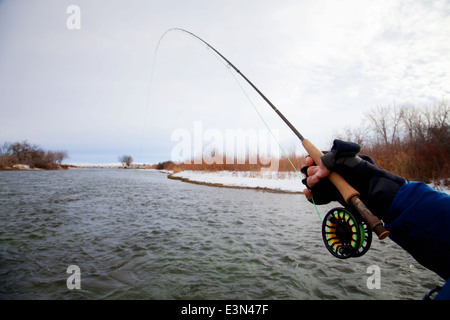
left=169, top=170, right=304, bottom=193
left=167, top=170, right=450, bottom=195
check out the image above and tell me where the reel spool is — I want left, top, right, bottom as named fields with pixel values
left=322, top=207, right=372, bottom=259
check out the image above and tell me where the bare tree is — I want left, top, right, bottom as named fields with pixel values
left=337, top=121, right=370, bottom=147
left=54, top=150, right=69, bottom=164
left=432, top=100, right=450, bottom=128
left=401, top=104, right=422, bottom=143
left=365, top=105, right=404, bottom=145
left=119, top=155, right=133, bottom=167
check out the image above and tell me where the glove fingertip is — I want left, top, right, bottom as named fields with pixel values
left=301, top=178, right=311, bottom=189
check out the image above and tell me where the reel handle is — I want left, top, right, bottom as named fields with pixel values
left=302, top=139, right=390, bottom=240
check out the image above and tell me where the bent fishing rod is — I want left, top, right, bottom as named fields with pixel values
left=163, top=28, right=389, bottom=242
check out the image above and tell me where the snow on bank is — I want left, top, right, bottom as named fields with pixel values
left=169, top=170, right=305, bottom=193
left=428, top=180, right=450, bottom=195
left=166, top=170, right=450, bottom=195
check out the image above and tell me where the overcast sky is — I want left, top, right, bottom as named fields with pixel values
left=1, top=0, right=449, bottom=164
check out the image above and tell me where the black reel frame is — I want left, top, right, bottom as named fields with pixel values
left=322, top=207, right=372, bottom=259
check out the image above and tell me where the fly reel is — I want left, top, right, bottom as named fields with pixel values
left=322, top=207, right=372, bottom=259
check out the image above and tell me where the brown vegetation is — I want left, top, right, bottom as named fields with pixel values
left=118, top=154, right=133, bottom=167
left=154, top=154, right=306, bottom=173
left=337, top=100, right=450, bottom=185
left=0, top=141, right=69, bottom=170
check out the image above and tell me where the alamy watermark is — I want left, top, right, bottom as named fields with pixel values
left=66, top=265, right=81, bottom=290
left=171, top=121, right=280, bottom=171
left=66, top=5, right=81, bottom=30
left=366, top=265, right=381, bottom=290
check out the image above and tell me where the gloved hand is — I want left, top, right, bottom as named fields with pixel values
left=301, top=139, right=406, bottom=221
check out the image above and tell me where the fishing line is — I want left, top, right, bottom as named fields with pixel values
left=137, top=30, right=166, bottom=165
left=224, top=63, right=323, bottom=222
left=148, top=28, right=322, bottom=221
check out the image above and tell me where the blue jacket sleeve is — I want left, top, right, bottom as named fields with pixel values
left=385, top=181, right=450, bottom=281
left=435, top=279, right=450, bottom=300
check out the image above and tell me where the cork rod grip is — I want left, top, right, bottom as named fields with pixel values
left=302, top=139, right=359, bottom=202
left=301, top=139, right=390, bottom=240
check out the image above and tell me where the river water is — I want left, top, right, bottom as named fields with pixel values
left=0, top=169, right=441, bottom=300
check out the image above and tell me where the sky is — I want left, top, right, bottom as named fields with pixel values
left=1, top=0, right=449, bottom=164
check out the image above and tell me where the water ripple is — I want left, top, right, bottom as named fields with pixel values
left=0, top=169, right=441, bottom=300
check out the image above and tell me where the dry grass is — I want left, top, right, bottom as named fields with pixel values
left=154, top=153, right=307, bottom=173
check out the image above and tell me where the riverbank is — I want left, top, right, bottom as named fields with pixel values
left=0, top=164, right=74, bottom=171
left=167, top=170, right=304, bottom=194
left=163, top=169, right=450, bottom=195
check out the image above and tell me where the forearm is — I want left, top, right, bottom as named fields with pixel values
left=385, top=181, right=450, bottom=280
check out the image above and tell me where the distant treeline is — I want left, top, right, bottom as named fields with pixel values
left=336, top=100, right=449, bottom=185
left=0, top=141, right=69, bottom=170
left=153, top=153, right=305, bottom=174
left=157, top=100, right=449, bottom=185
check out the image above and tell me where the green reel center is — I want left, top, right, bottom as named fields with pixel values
left=322, top=207, right=372, bottom=259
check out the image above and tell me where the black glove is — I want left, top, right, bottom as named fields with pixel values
left=301, top=139, right=406, bottom=221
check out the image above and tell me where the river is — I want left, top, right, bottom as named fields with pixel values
left=0, top=168, right=441, bottom=300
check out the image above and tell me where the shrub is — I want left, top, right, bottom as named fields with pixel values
left=0, top=141, right=68, bottom=170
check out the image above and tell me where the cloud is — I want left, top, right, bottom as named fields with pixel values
left=1, top=0, right=449, bottom=162
left=267, top=0, right=450, bottom=138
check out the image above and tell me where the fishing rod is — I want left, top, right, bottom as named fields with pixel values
left=161, top=28, right=389, bottom=257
